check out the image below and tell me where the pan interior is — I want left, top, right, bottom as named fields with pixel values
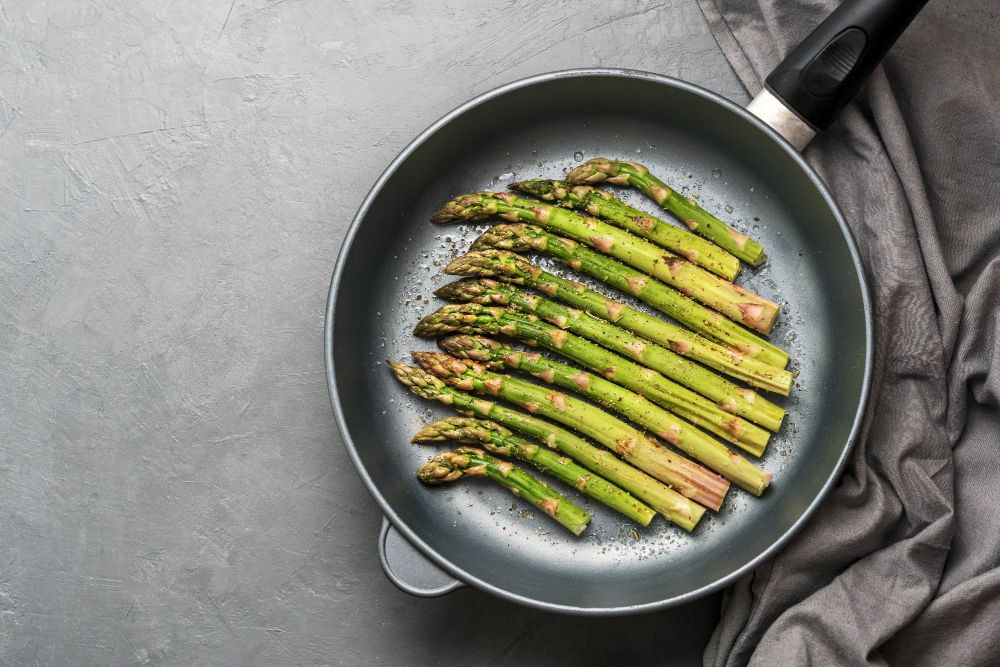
left=331, top=74, right=867, bottom=611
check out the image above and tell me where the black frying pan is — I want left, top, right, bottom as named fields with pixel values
left=325, top=0, right=925, bottom=614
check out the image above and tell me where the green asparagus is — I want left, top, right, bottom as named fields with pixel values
left=416, top=303, right=771, bottom=457
left=412, top=351, right=731, bottom=511
left=473, top=223, right=789, bottom=368
left=389, top=361, right=704, bottom=530
left=438, top=337, right=771, bottom=495
left=441, top=250, right=793, bottom=397
left=510, top=179, right=741, bottom=281
left=417, top=447, right=591, bottom=535
left=432, top=191, right=779, bottom=333
left=434, top=279, right=779, bottom=440
left=566, top=158, right=767, bottom=267
left=414, top=416, right=656, bottom=526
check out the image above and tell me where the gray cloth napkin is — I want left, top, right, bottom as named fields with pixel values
left=695, top=1, right=1000, bottom=664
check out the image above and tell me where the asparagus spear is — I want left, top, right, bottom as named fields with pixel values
left=566, top=158, right=767, bottom=267
left=435, top=279, right=779, bottom=440
left=443, top=250, right=792, bottom=396
left=432, top=191, right=779, bottom=334
left=417, top=447, right=591, bottom=535
left=510, top=179, right=741, bottom=281
left=473, top=223, right=789, bottom=368
left=389, top=361, right=704, bottom=530
left=412, top=351, right=731, bottom=511
left=416, top=303, right=771, bottom=456
left=414, top=416, right=656, bottom=526
left=438, top=336, right=771, bottom=495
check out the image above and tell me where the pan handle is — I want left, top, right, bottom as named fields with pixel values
left=747, top=0, right=929, bottom=150
left=377, top=517, right=465, bottom=597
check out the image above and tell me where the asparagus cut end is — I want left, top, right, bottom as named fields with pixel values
left=738, top=302, right=780, bottom=335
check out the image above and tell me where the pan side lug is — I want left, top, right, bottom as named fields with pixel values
left=378, top=518, right=465, bottom=597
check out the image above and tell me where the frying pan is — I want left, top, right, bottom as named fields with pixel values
left=325, top=0, right=926, bottom=614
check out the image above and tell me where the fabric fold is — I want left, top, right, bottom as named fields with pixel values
left=696, top=1, right=1000, bottom=664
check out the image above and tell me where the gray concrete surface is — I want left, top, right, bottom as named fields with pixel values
left=0, top=1, right=747, bottom=664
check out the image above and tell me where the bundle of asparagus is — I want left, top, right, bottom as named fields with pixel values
left=394, top=155, right=792, bottom=539
left=412, top=351, right=730, bottom=511
left=432, top=192, right=779, bottom=334
left=414, top=416, right=656, bottom=527
left=434, top=336, right=771, bottom=494
left=565, top=158, right=767, bottom=266
left=415, top=302, right=774, bottom=454
left=392, top=361, right=704, bottom=531
left=473, top=224, right=789, bottom=367
left=441, top=250, right=792, bottom=394
left=509, top=179, right=742, bottom=281
left=417, top=446, right=592, bottom=536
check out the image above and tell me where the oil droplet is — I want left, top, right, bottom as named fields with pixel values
left=573, top=151, right=584, bottom=162
left=711, top=168, right=722, bottom=179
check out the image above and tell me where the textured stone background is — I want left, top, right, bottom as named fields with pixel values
left=0, top=1, right=746, bottom=663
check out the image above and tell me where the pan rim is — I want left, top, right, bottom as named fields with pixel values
left=324, top=67, right=874, bottom=615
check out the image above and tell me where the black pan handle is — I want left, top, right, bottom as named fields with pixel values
left=748, top=0, right=930, bottom=149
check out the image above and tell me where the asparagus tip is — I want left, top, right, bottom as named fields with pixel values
left=430, top=193, right=491, bottom=224
left=416, top=447, right=486, bottom=484
left=434, top=278, right=505, bottom=303
left=439, top=335, right=506, bottom=367
left=412, top=350, right=485, bottom=381
left=412, top=416, right=509, bottom=445
left=413, top=302, right=501, bottom=337
left=471, top=224, right=539, bottom=252
left=508, top=179, right=557, bottom=199
left=565, top=157, right=616, bottom=184
left=388, top=360, right=450, bottom=401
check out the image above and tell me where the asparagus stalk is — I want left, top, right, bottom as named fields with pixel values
left=414, top=417, right=656, bottom=526
left=432, top=191, right=779, bottom=333
left=566, top=158, right=767, bottom=267
left=473, top=223, right=789, bottom=368
left=432, top=280, right=782, bottom=436
left=417, top=447, right=591, bottom=535
left=412, top=352, right=730, bottom=510
left=510, top=179, right=741, bottom=281
left=389, top=361, right=704, bottom=530
left=416, top=303, right=771, bottom=457
left=443, top=250, right=792, bottom=396
left=438, top=337, right=771, bottom=495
